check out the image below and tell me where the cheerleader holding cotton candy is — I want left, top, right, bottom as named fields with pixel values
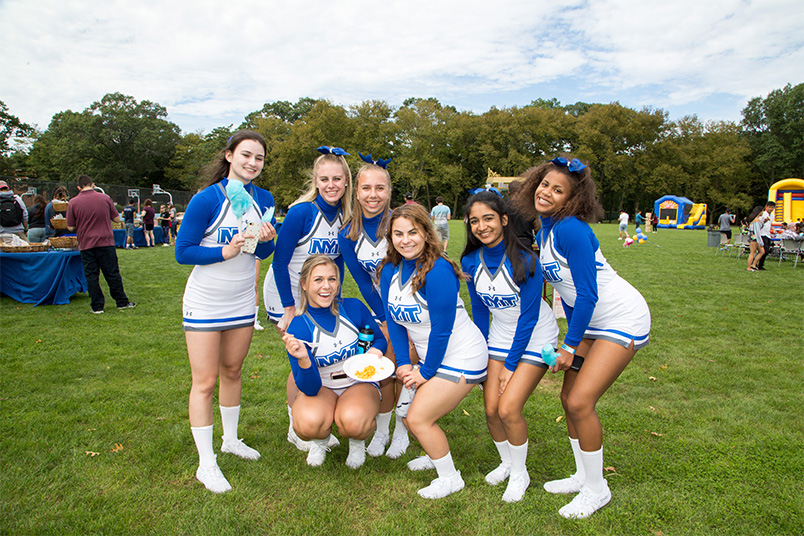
left=514, top=156, right=651, bottom=519
left=175, top=131, right=278, bottom=493
left=460, top=190, right=559, bottom=503
left=337, top=153, right=412, bottom=459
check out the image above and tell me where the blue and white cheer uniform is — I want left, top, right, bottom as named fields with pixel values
left=176, top=178, right=276, bottom=331
left=462, top=241, right=559, bottom=371
left=263, top=195, right=343, bottom=323
left=380, top=258, right=488, bottom=383
left=537, top=216, right=650, bottom=349
left=338, top=213, right=387, bottom=322
left=286, top=299, right=387, bottom=396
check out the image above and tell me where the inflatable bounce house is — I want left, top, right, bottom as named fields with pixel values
left=768, top=178, right=804, bottom=225
left=654, top=195, right=707, bottom=229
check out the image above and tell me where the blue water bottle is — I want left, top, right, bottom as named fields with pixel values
left=541, top=343, right=559, bottom=367
left=357, top=325, right=374, bottom=354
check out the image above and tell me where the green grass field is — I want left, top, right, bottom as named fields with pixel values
left=2, top=223, right=803, bottom=535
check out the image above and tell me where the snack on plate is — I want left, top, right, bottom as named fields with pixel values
left=242, top=221, right=259, bottom=253
left=354, top=365, right=377, bottom=380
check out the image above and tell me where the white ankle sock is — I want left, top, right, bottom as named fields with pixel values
left=431, top=452, right=458, bottom=479
left=580, top=447, right=605, bottom=494
left=375, top=411, right=392, bottom=436
left=191, top=425, right=216, bottom=467
left=509, top=440, right=528, bottom=474
left=493, top=439, right=511, bottom=465
left=570, top=437, right=585, bottom=481
left=219, top=405, right=240, bottom=442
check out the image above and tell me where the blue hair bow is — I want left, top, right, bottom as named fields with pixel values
left=358, top=152, right=392, bottom=169
left=316, top=146, right=350, bottom=156
left=551, top=157, right=587, bottom=173
left=468, top=186, right=503, bottom=197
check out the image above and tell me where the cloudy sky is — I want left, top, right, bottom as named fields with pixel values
left=1, top=0, right=802, bottom=135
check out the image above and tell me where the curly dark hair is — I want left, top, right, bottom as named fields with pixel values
left=513, top=155, right=603, bottom=223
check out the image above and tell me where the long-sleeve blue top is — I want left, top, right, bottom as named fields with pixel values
left=272, top=194, right=344, bottom=307
left=462, top=240, right=543, bottom=372
left=338, top=213, right=386, bottom=322
left=175, top=178, right=276, bottom=265
left=379, top=257, right=459, bottom=380
left=537, top=216, right=599, bottom=347
left=286, top=298, right=388, bottom=396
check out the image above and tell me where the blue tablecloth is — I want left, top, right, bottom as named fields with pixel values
left=0, top=250, right=88, bottom=306
left=113, top=226, right=166, bottom=247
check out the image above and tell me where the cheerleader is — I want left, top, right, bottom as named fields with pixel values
left=263, top=146, right=352, bottom=451
left=379, top=204, right=488, bottom=499
left=175, top=130, right=278, bottom=493
left=282, top=255, right=387, bottom=469
left=515, top=156, right=651, bottom=518
left=337, top=153, right=410, bottom=459
left=460, top=191, right=559, bottom=503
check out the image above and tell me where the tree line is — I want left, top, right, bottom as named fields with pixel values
left=2, top=83, right=801, bottom=221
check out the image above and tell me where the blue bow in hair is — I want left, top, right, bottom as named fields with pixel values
left=358, top=152, right=392, bottom=169
left=316, top=146, right=350, bottom=156
left=551, top=157, right=587, bottom=173
left=468, top=187, right=503, bottom=197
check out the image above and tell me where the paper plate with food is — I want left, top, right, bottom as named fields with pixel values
left=344, top=354, right=394, bottom=382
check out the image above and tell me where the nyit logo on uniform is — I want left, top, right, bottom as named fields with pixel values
left=218, top=227, right=239, bottom=243
left=309, top=238, right=338, bottom=255
left=542, top=262, right=562, bottom=282
left=315, top=345, right=357, bottom=367
left=389, top=304, right=422, bottom=323
left=477, top=292, right=518, bottom=309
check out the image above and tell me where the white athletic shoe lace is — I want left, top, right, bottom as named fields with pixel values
left=485, top=462, right=512, bottom=486
left=558, top=485, right=612, bottom=519
left=221, top=438, right=260, bottom=460
left=417, top=471, right=465, bottom=499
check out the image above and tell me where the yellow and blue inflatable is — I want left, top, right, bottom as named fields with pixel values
left=653, top=195, right=706, bottom=229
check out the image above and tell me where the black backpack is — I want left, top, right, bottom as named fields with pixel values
left=0, top=196, right=24, bottom=227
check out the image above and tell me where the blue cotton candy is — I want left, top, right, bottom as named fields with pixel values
left=262, top=206, right=275, bottom=223
left=225, top=180, right=254, bottom=220
left=541, top=343, right=558, bottom=367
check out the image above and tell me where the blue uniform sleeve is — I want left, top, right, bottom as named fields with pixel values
left=342, top=299, right=388, bottom=355
left=272, top=204, right=314, bottom=307
left=338, top=231, right=386, bottom=322
left=286, top=316, right=322, bottom=397
left=418, top=260, right=459, bottom=381
left=252, top=187, right=276, bottom=260
left=175, top=188, right=226, bottom=265
left=380, top=264, right=411, bottom=367
left=461, top=254, right=490, bottom=340
left=505, top=255, right=543, bottom=371
left=555, top=218, right=599, bottom=347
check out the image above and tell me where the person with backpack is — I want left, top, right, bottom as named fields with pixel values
left=0, top=180, right=28, bottom=240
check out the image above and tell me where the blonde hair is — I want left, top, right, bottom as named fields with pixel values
left=344, top=163, right=392, bottom=241
left=290, top=153, right=353, bottom=222
left=296, top=255, right=340, bottom=316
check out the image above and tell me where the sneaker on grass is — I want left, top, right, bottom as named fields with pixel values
left=407, top=455, right=434, bottom=471
left=196, top=458, right=231, bottom=493
left=418, top=471, right=464, bottom=499
left=366, top=432, right=389, bottom=457
left=558, top=485, right=611, bottom=519
left=306, top=439, right=329, bottom=467
left=485, top=461, right=511, bottom=486
left=543, top=473, right=583, bottom=494
left=502, top=471, right=530, bottom=503
left=118, top=302, right=136, bottom=310
left=221, top=438, right=260, bottom=460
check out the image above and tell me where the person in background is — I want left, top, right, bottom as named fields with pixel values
left=718, top=208, right=736, bottom=246
left=515, top=156, right=651, bottom=519
left=66, top=174, right=135, bottom=314
left=617, top=210, right=629, bottom=240
left=282, top=255, right=387, bottom=469
left=45, top=186, right=70, bottom=238
left=379, top=204, right=488, bottom=500
left=461, top=190, right=559, bottom=503
left=745, top=205, right=765, bottom=272
left=0, top=180, right=28, bottom=239
left=635, top=211, right=645, bottom=232
left=169, top=203, right=178, bottom=242
left=175, top=130, right=277, bottom=493
left=141, top=198, right=156, bottom=247
left=755, top=201, right=775, bottom=271
left=403, top=192, right=418, bottom=206
left=651, top=212, right=659, bottom=233
left=159, top=204, right=171, bottom=246
left=27, top=194, right=48, bottom=243
left=122, top=198, right=138, bottom=249
left=430, top=196, right=451, bottom=252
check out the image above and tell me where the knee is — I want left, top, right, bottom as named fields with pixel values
left=336, top=411, right=373, bottom=439
left=485, top=401, right=500, bottom=424
left=564, top=392, right=594, bottom=420
left=497, top=400, right=521, bottom=426
left=191, top=377, right=217, bottom=399
left=295, top=411, right=331, bottom=439
left=219, top=362, right=242, bottom=382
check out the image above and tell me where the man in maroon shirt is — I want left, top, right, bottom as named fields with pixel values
left=67, top=175, right=135, bottom=314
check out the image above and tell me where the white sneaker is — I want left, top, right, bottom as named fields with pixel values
left=385, top=431, right=410, bottom=459
left=195, top=459, right=232, bottom=493
left=407, top=455, right=435, bottom=471
left=543, top=473, right=583, bottom=494
left=485, top=462, right=511, bottom=486
left=306, top=440, right=329, bottom=467
left=327, top=434, right=340, bottom=448
left=366, top=432, right=389, bottom=457
left=418, top=471, right=464, bottom=499
left=221, top=438, right=260, bottom=460
left=254, top=319, right=265, bottom=331
left=502, top=471, right=530, bottom=503
left=559, top=484, right=612, bottom=519
left=288, top=425, right=311, bottom=452
left=345, top=440, right=366, bottom=469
